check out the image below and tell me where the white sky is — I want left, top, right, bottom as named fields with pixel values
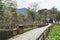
left=16, top=0, right=60, bottom=10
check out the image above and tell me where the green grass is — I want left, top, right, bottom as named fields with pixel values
left=20, top=27, right=36, bottom=33
left=46, top=25, right=60, bottom=40
left=23, top=27, right=34, bottom=31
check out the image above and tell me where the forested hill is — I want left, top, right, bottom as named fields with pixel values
left=17, top=8, right=27, bottom=14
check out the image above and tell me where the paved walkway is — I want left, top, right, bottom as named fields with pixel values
left=8, top=23, right=52, bottom=40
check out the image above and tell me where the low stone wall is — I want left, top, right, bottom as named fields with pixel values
left=0, top=30, right=13, bottom=40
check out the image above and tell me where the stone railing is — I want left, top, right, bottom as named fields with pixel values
left=37, top=23, right=53, bottom=40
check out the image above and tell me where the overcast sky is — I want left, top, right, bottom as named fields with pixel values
left=16, top=0, right=60, bottom=10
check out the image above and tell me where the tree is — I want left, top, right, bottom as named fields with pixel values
left=38, top=9, right=49, bottom=23
left=27, top=3, right=39, bottom=27
left=10, top=8, right=18, bottom=28
left=29, top=2, right=39, bottom=11
left=0, top=0, right=4, bottom=20
left=27, top=9, right=35, bottom=21
left=2, top=0, right=17, bottom=13
left=1, top=0, right=18, bottom=29
left=0, top=0, right=5, bottom=28
left=38, top=9, right=47, bottom=21
left=18, top=13, right=25, bottom=24
left=49, top=7, right=59, bottom=22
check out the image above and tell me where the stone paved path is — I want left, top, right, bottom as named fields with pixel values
left=8, top=23, right=52, bottom=40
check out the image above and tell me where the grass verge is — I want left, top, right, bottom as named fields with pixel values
left=46, top=25, right=60, bottom=40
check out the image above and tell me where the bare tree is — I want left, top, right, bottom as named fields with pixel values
left=29, top=2, right=39, bottom=11
left=27, top=2, right=39, bottom=27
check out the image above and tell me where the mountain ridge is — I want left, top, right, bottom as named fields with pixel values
left=17, top=8, right=27, bottom=14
